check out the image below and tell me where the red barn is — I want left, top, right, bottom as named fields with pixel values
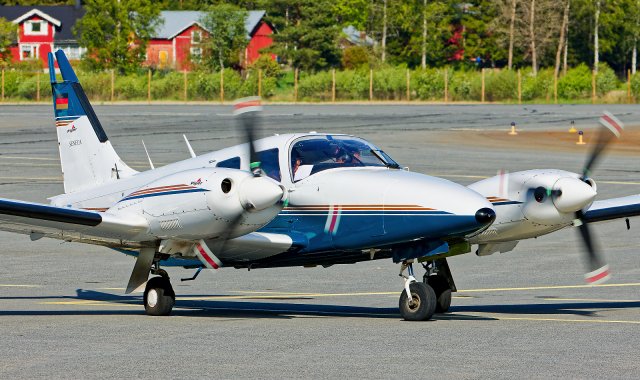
left=148, top=10, right=275, bottom=71
left=0, top=5, right=85, bottom=68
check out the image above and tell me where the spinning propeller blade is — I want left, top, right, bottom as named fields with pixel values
left=581, top=111, right=623, bottom=181
left=234, top=97, right=263, bottom=177
left=574, top=111, right=623, bottom=284
left=575, top=211, right=610, bottom=284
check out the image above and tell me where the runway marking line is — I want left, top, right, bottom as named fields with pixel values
left=543, top=297, right=640, bottom=302
left=455, top=315, right=640, bottom=325
left=0, top=284, right=41, bottom=288
left=457, top=282, right=640, bottom=293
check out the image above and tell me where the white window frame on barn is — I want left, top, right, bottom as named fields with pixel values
left=20, top=44, right=39, bottom=60
left=190, top=47, right=202, bottom=63
left=191, top=30, right=202, bottom=44
left=53, top=45, right=86, bottom=60
left=24, top=20, right=47, bottom=36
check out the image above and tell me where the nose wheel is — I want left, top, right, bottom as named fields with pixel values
left=144, top=274, right=175, bottom=316
left=399, top=260, right=436, bottom=321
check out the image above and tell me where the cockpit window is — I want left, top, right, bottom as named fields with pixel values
left=290, top=135, right=399, bottom=182
left=258, top=148, right=281, bottom=181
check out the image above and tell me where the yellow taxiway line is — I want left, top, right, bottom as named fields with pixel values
left=543, top=297, right=640, bottom=302
left=0, top=284, right=42, bottom=288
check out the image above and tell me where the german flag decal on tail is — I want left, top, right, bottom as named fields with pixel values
left=54, top=90, right=69, bottom=117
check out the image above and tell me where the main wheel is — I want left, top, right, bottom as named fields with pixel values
left=426, top=275, right=452, bottom=313
left=435, top=289, right=452, bottom=313
left=399, top=282, right=436, bottom=321
left=144, top=276, right=175, bottom=316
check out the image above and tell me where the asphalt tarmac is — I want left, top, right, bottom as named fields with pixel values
left=0, top=104, right=639, bottom=378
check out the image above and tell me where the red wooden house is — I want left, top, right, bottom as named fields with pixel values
left=147, top=10, right=275, bottom=71
left=0, top=5, right=85, bottom=67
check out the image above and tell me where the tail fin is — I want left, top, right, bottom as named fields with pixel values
left=49, top=50, right=137, bottom=193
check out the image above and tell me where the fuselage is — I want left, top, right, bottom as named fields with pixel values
left=50, top=133, right=495, bottom=266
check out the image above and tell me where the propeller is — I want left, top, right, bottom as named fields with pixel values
left=205, top=97, right=285, bottom=259
left=513, top=112, right=622, bottom=284
left=573, top=111, right=623, bottom=284
left=234, top=96, right=263, bottom=177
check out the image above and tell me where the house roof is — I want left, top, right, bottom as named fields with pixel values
left=342, top=25, right=375, bottom=47
left=155, top=10, right=266, bottom=40
left=0, top=6, right=85, bottom=42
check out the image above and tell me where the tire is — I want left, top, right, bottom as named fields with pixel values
left=399, top=282, right=436, bottom=321
left=435, top=289, right=452, bottom=313
left=144, top=276, right=175, bottom=316
left=426, top=275, right=452, bottom=313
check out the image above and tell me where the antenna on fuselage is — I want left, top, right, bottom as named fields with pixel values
left=141, top=140, right=155, bottom=170
left=183, top=134, right=196, bottom=158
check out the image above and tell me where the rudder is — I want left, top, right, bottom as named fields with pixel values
left=50, top=50, right=137, bottom=193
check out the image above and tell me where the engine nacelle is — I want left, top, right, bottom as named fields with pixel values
left=114, top=168, right=284, bottom=240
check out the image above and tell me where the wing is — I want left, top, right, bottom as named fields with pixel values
left=583, top=195, right=640, bottom=223
left=0, top=198, right=148, bottom=248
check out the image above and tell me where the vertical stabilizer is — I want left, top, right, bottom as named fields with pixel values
left=50, top=50, right=137, bottom=193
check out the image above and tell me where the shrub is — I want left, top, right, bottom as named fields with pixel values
left=413, top=68, right=445, bottom=100
left=450, top=70, right=480, bottom=101
left=558, top=64, right=592, bottom=99
left=298, top=71, right=332, bottom=100
left=342, top=46, right=370, bottom=69
left=595, top=62, right=619, bottom=96
left=484, top=69, right=517, bottom=101
left=335, top=69, right=368, bottom=100
left=521, top=67, right=553, bottom=101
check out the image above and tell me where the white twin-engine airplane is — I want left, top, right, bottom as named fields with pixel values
left=0, top=51, right=639, bottom=322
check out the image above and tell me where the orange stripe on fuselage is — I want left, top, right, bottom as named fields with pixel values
left=127, top=184, right=194, bottom=197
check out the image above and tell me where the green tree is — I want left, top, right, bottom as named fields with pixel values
left=266, top=0, right=342, bottom=71
left=0, top=17, right=16, bottom=67
left=199, top=3, right=247, bottom=70
left=75, top=0, right=161, bottom=73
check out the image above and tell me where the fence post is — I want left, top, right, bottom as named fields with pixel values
left=591, top=70, right=596, bottom=104
left=220, top=68, right=224, bottom=103
left=369, top=68, right=373, bottom=101
left=406, top=69, right=410, bottom=101
left=147, top=69, right=151, bottom=104
left=1, top=69, right=4, bottom=102
left=258, top=69, right=262, bottom=98
left=444, top=68, right=449, bottom=103
left=627, top=69, right=632, bottom=104
left=36, top=71, right=40, bottom=102
left=481, top=68, right=485, bottom=102
left=110, top=69, right=114, bottom=102
left=331, top=68, right=336, bottom=102
left=553, top=72, right=558, bottom=104
left=294, top=68, right=298, bottom=102
left=183, top=69, right=188, bottom=102
left=517, top=69, right=522, bottom=104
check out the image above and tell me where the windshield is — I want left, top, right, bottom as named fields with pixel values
left=290, top=135, right=399, bottom=181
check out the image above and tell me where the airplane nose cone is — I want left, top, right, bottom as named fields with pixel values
left=239, top=176, right=285, bottom=211
left=475, top=207, right=496, bottom=225
left=552, top=177, right=597, bottom=213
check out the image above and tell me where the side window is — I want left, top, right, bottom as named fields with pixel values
left=257, top=148, right=281, bottom=181
left=217, top=156, right=240, bottom=169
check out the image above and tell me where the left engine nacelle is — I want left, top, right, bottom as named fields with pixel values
left=115, top=168, right=285, bottom=240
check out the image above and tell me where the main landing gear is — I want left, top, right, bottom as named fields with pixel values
left=398, top=258, right=456, bottom=321
left=144, top=266, right=175, bottom=316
